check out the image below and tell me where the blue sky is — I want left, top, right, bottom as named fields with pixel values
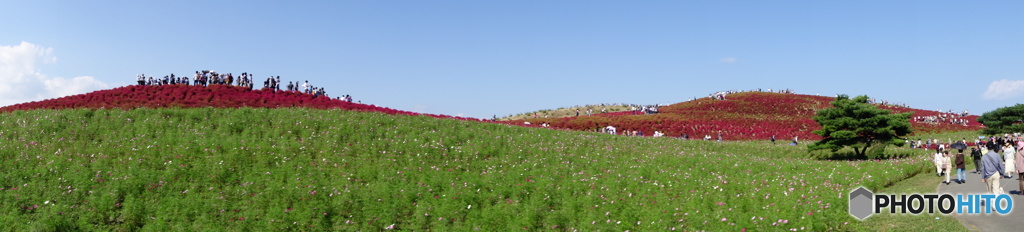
left=1, top=1, right=1022, bottom=118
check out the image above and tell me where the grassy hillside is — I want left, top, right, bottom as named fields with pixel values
left=0, top=107, right=938, bottom=231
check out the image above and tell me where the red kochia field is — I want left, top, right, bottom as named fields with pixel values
left=1, top=86, right=982, bottom=141
left=0, top=85, right=485, bottom=122
left=511, top=92, right=984, bottom=140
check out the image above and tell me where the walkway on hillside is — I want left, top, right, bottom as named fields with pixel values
left=937, top=169, right=1024, bottom=231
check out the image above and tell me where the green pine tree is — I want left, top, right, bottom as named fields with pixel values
left=977, top=104, right=1024, bottom=135
left=809, top=95, right=912, bottom=159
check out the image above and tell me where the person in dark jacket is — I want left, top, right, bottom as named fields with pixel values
left=955, top=149, right=966, bottom=184
left=971, top=147, right=983, bottom=173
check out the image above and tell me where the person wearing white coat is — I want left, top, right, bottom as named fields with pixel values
left=1003, top=143, right=1016, bottom=178
left=941, top=151, right=953, bottom=184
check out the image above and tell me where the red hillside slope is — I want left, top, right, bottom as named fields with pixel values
left=510, top=92, right=983, bottom=140
left=0, top=85, right=483, bottom=122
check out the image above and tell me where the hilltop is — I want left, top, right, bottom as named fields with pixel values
left=0, top=85, right=483, bottom=122
left=498, top=104, right=634, bottom=121
left=1, top=86, right=983, bottom=141
left=509, top=91, right=984, bottom=140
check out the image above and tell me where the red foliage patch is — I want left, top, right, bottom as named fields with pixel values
left=0, top=85, right=487, bottom=122
left=1, top=86, right=980, bottom=140
left=511, top=92, right=983, bottom=140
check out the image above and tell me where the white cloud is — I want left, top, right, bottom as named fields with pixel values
left=456, top=113, right=465, bottom=117
left=982, top=79, right=1024, bottom=100
left=720, top=57, right=737, bottom=63
left=0, top=41, right=109, bottom=106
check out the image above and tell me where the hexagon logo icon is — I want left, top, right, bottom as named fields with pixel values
left=849, top=187, right=874, bottom=220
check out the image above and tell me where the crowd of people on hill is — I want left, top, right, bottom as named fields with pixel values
left=595, top=127, right=807, bottom=145
left=866, top=98, right=912, bottom=108
left=134, top=71, right=353, bottom=102
left=910, top=137, right=979, bottom=151
left=137, top=73, right=194, bottom=86
left=865, top=97, right=974, bottom=126
left=631, top=105, right=660, bottom=115
left=710, top=91, right=731, bottom=100
left=136, top=70, right=270, bottom=90
left=913, top=113, right=971, bottom=126
left=942, top=109, right=970, bottom=117
left=709, top=88, right=797, bottom=101
left=603, top=125, right=617, bottom=135
left=601, top=126, right=668, bottom=137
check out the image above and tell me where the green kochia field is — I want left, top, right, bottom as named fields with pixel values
left=0, top=108, right=933, bottom=231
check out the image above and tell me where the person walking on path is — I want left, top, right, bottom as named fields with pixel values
left=1004, top=143, right=1017, bottom=178
left=982, top=143, right=1006, bottom=195
left=972, top=147, right=983, bottom=173
left=934, top=149, right=945, bottom=176
left=1017, top=146, right=1024, bottom=195
left=956, top=150, right=966, bottom=184
left=943, top=151, right=953, bottom=185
